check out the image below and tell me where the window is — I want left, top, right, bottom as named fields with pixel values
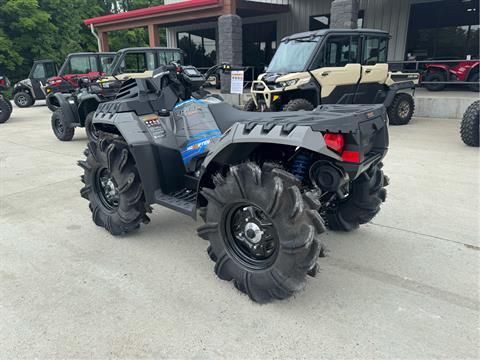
left=120, top=52, right=156, bottom=73
left=310, top=11, right=364, bottom=31
left=243, top=22, right=277, bottom=69
left=99, top=55, right=114, bottom=73
left=313, top=35, right=360, bottom=68
left=160, top=50, right=184, bottom=65
left=68, top=56, right=98, bottom=74
left=32, top=64, right=45, bottom=79
left=362, top=36, right=388, bottom=64
left=177, top=29, right=216, bottom=67
left=406, top=0, right=480, bottom=60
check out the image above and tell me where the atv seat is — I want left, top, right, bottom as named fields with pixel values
left=208, top=102, right=308, bottom=132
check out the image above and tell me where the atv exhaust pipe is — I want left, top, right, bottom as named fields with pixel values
left=311, top=161, right=349, bottom=199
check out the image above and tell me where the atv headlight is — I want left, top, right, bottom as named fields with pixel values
left=277, top=79, right=298, bottom=88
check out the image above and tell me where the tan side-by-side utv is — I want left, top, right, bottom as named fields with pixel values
left=245, top=29, right=419, bottom=125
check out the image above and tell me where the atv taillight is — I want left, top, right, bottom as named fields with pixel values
left=323, top=133, right=344, bottom=153
left=0, top=78, right=4, bottom=87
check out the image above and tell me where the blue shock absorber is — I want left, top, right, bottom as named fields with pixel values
left=291, top=153, right=312, bottom=182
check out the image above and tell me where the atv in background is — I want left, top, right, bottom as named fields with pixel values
left=101, top=47, right=184, bottom=82
left=245, top=29, right=419, bottom=126
left=44, top=52, right=115, bottom=111
left=460, top=100, right=479, bottom=147
left=0, top=75, right=13, bottom=123
left=424, top=60, right=479, bottom=92
left=51, top=77, right=122, bottom=141
left=13, top=59, right=57, bottom=108
left=13, top=52, right=115, bottom=110
left=78, top=62, right=393, bottom=303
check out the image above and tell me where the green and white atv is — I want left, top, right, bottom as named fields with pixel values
left=245, top=29, right=419, bottom=126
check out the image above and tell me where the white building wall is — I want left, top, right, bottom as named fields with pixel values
left=165, top=0, right=415, bottom=60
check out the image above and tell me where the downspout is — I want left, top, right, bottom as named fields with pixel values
left=90, top=24, right=102, bottom=52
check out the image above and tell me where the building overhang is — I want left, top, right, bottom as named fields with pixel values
left=84, top=0, right=289, bottom=32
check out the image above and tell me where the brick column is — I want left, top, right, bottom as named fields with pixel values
left=330, top=0, right=359, bottom=29
left=218, top=14, right=242, bottom=93
left=148, top=24, right=160, bottom=47
left=98, top=31, right=109, bottom=52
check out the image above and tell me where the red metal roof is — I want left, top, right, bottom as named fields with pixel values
left=84, top=0, right=220, bottom=26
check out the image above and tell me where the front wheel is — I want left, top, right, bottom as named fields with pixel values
left=387, top=93, right=415, bottom=126
left=243, top=98, right=257, bottom=112
left=14, top=92, right=34, bottom=108
left=283, top=98, right=314, bottom=111
left=325, top=162, right=389, bottom=232
left=85, top=112, right=100, bottom=142
left=51, top=109, right=75, bottom=141
left=460, top=100, right=479, bottom=147
left=78, top=138, right=150, bottom=236
left=424, top=72, right=446, bottom=91
left=198, top=162, right=325, bottom=303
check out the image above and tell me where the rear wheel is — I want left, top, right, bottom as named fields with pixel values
left=424, top=72, right=446, bottom=91
left=283, top=98, right=314, bottom=111
left=325, top=162, right=389, bottom=232
left=0, top=97, right=11, bottom=124
left=6, top=98, right=13, bottom=113
left=387, top=93, right=415, bottom=126
left=460, top=100, right=479, bottom=147
left=85, top=112, right=100, bottom=142
left=198, top=162, right=325, bottom=303
left=79, top=138, right=150, bottom=236
left=14, top=92, right=34, bottom=107
left=468, top=72, right=479, bottom=92
left=51, top=109, right=75, bottom=141
left=243, top=98, right=257, bottom=112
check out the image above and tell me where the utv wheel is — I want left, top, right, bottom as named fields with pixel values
left=460, top=100, right=479, bottom=147
left=283, top=98, right=314, bottom=111
left=468, top=72, right=479, bottom=92
left=0, top=97, right=11, bottom=124
left=85, top=112, right=100, bottom=142
left=424, top=72, right=446, bottom=91
left=243, top=98, right=258, bottom=112
left=14, top=92, right=34, bottom=107
left=78, top=138, right=149, bottom=236
left=51, top=109, right=75, bottom=141
left=387, top=93, right=415, bottom=126
left=326, top=162, right=388, bottom=232
left=46, top=95, right=59, bottom=112
left=198, top=162, right=325, bottom=303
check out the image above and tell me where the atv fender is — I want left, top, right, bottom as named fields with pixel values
left=53, top=93, right=79, bottom=125
left=77, top=94, right=102, bottom=125
left=198, top=121, right=340, bottom=189
left=384, top=81, right=415, bottom=108
left=92, top=112, right=177, bottom=204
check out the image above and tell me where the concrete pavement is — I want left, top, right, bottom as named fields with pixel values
left=0, top=103, right=479, bottom=358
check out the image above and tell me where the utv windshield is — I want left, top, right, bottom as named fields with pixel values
left=267, top=36, right=321, bottom=73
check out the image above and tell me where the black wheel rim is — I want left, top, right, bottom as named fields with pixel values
left=95, top=168, right=120, bottom=210
left=17, top=95, right=28, bottom=106
left=398, top=101, right=410, bottom=119
left=223, top=203, right=279, bottom=270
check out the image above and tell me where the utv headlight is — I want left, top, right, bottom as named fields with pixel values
left=277, top=79, right=298, bottom=88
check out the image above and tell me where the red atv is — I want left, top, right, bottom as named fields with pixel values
left=423, top=60, right=479, bottom=92
left=13, top=52, right=115, bottom=110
